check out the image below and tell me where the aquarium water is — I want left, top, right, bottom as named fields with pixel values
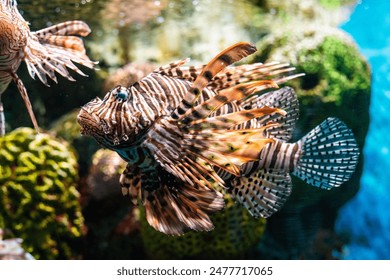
left=335, top=0, right=390, bottom=259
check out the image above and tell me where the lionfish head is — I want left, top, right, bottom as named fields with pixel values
left=0, top=0, right=23, bottom=18
left=77, top=85, right=139, bottom=149
left=0, top=0, right=17, bottom=11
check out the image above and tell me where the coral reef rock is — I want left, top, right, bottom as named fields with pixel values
left=0, top=228, right=34, bottom=260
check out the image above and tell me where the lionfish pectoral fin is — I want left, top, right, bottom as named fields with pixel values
left=179, top=79, right=280, bottom=125
left=140, top=167, right=224, bottom=235
left=228, top=169, right=292, bottom=218
left=25, top=20, right=97, bottom=86
left=293, top=117, right=360, bottom=189
left=185, top=124, right=279, bottom=176
left=186, top=107, right=286, bottom=130
left=12, top=74, right=40, bottom=133
left=171, top=42, right=257, bottom=120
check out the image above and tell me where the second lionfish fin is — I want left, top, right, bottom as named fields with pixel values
left=24, top=20, right=97, bottom=86
left=33, top=20, right=92, bottom=37
left=171, top=42, right=257, bottom=120
left=11, top=73, right=40, bottom=133
left=228, top=169, right=292, bottom=218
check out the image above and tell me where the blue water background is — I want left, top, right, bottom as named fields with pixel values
left=335, top=0, right=390, bottom=259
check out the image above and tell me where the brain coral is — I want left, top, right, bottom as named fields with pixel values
left=0, top=128, right=84, bottom=259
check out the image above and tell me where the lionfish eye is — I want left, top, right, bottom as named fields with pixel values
left=11, top=0, right=15, bottom=6
left=115, top=88, right=128, bottom=101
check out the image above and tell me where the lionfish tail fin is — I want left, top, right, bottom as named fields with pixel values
left=228, top=170, right=292, bottom=218
left=25, top=21, right=97, bottom=86
left=293, top=117, right=360, bottom=189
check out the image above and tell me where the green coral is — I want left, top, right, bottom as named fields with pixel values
left=295, top=36, right=370, bottom=105
left=255, top=26, right=370, bottom=145
left=140, top=196, right=266, bottom=259
left=0, top=128, right=84, bottom=259
left=318, top=0, right=356, bottom=9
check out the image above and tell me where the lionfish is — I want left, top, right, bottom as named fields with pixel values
left=78, top=42, right=360, bottom=235
left=0, top=0, right=95, bottom=136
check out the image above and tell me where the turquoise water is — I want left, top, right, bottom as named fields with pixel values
left=336, top=0, right=390, bottom=259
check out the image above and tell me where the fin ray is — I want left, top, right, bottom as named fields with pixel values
left=293, top=117, right=360, bottom=189
left=240, top=86, right=300, bottom=141
left=12, top=73, right=40, bottom=133
left=228, top=169, right=292, bottom=218
left=171, top=42, right=257, bottom=120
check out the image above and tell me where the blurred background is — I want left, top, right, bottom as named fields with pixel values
left=0, top=0, right=389, bottom=260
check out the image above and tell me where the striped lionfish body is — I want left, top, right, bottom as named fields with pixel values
left=0, top=0, right=96, bottom=135
left=78, top=42, right=360, bottom=235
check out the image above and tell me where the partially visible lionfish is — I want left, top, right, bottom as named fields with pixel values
left=0, top=0, right=96, bottom=136
left=78, top=42, right=360, bottom=235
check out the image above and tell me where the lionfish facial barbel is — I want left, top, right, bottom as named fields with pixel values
left=78, top=42, right=360, bottom=235
left=0, top=0, right=96, bottom=136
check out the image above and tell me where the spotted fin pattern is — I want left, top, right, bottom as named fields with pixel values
left=293, top=117, right=360, bottom=189
left=228, top=169, right=293, bottom=218
left=120, top=165, right=141, bottom=205
left=240, top=86, right=299, bottom=142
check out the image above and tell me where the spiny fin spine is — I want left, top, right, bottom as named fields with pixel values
left=171, top=42, right=257, bottom=120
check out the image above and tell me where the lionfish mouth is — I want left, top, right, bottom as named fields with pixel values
left=77, top=107, right=100, bottom=136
